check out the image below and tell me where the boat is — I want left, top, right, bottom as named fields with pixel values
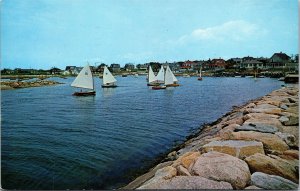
left=102, top=66, right=117, bottom=88
left=278, top=77, right=285, bottom=81
left=198, top=68, right=203, bottom=80
left=155, top=65, right=165, bottom=84
left=152, top=85, right=166, bottom=90
left=122, top=74, right=128, bottom=77
left=165, top=66, right=180, bottom=87
left=147, top=65, right=160, bottom=86
left=71, top=64, right=96, bottom=96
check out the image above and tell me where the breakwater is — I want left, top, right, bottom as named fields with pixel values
left=0, top=80, right=63, bottom=90
left=124, top=85, right=299, bottom=189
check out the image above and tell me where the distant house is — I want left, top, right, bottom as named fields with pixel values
left=109, top=64, right=121, bottom=73
left=270, top=52, right=291, bottom=63
left=269, top=52, right=291, bottom=69
left=97, top=64, right=107, bottom=73
left=124, top=63, right=135, bottom=71
left=240, top=60, right=264, bottom=70
left=169, top=62, right=181, bottom=73
left=206, top=58, right=226, bottom=71
left=181, top=60, right=195, bottom=70
left=49, top=67, right=62, bottom=75
left=136, top=63, right=148, bottom=70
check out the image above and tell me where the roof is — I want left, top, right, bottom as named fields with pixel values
left=271, top=52, right=291, bottom=60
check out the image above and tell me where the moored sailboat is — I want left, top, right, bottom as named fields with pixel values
left=71, top=64, right=96, bottom=96
left=165, top=66, right=179, bottom=87
left=147, top=65, right=160, bottom=86
left=198, top=67, right=203, bottom=80
left=152, top=65, right=166, bottom=90
left=102, top=66, right=117, bottom=88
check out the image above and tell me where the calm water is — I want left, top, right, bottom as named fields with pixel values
left=1, top=76, right=283, bottom=189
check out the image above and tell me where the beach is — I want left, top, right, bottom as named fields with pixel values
left=124, top=85, right=299, bottom=189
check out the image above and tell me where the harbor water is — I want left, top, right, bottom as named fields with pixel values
left=1, top=76, right=284, bottom=189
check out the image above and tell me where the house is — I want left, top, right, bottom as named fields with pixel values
left=49, top=67, right=62, bottom=75
left=205, top=58, right=226, bottom=71
left=270, top=52, right=291, bottom=63
left=136, top=63, right=148, bottom=70
left=124, top=63, right=135, bottom=71
left=268, top=52, right=291, bottom=69
left=110, top=64, right=121, bottom=73
left=169, top=62, right=181, bottom=73
left=240, top=60, right=264, bottom=70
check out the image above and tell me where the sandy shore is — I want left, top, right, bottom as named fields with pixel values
left=124, top=85, right=299, bottom=190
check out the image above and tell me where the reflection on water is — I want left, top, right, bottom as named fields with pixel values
left=1, top=76, right=284, bottom=189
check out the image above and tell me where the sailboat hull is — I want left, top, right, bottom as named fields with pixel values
left=166, top=84, right=180, bottom=87
left=73, top=91, right=96, bottom=96
left=197, top=77, right=203, bottom=80
left=147, top=82, right=161, bottom=86
left=152, top=86, right=166, bottom=90
left=102, top=84, right=117, bottom=88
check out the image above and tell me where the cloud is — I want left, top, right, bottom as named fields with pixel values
left=177, top=20, right=267, bottom=44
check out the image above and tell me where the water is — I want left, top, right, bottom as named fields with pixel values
left=1, top=76, right=284, bottom=189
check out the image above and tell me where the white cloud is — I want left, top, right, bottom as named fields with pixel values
left=178, top=20, right=267, bottom=44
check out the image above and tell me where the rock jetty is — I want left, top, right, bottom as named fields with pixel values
left=0, top=80, right=63, bottom=90
left=124, top=85, right=299, bottom=190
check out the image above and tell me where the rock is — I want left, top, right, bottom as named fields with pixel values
left=275, top=132, right=297, bottom=147
left=244, top=103, right=256, bottom=108
left=288, top=97, right=297, bottom=103
left=244, top=185, right=262, bottom=189
left=176, top=165, right=191, bottom=176
left=138, top=176, right=233, bottom=189
left=279, top=116, right=289, bottom=123
left=218, top=124, right=240, bottom=139
left=249, top=103, right=282, bottom=115
left=286, top=105, right=299, bottom=115
left=280, top=126, right=299, bottom=148
left=202, top=140, right=264, bottom=159
left=154, top=166, right=177, bottom=180
left=235, top=123, right=278, bottom=133
left=122, top=161, right=173, bottom=189
left=251, top=172, right=298, bottom=190
left=167, top=151, right=177, bottom=161
left=227, top=131, right=289, bottom=152
left=172, top=152, right=200, bottom=170
left=257, top=100, right=281, bottom=107
left=282, top=150, right=299, bottom=160
left=280, top=104, right=289, bottom=110
left=245, top=153, right=298, bottom=183
left=283, top=115, right=299, bottom=126
left=192, top=151, right=251, bottom=189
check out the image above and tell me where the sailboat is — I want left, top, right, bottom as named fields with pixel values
left=102, top=66, right=117, bottom=88
left=198, top=67, right=203, bottom=80
left=147, top=65, right=160, bottom=86
left=71, top=64, right=96, bottom=96
left=165, top=66, right=179, bottom=87
left=155, top=65, right=165, bottom=84
left=152, top=66, right=166, bottom=90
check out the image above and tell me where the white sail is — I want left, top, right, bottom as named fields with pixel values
left=71, top=64, right=94, bottom=90
left=148, top=66, right=157, bottom=83
left=165, top=66, right=174, bottom=85
left=170, top=68, right=178, bottom=82
left=103, top=66, right=117, bottom=84
left=199, top=68, right=202, bottom=78
left=156, top=65, right=165, bottom=82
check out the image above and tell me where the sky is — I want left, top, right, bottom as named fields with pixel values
left=1, top=0, right=298, bottom=69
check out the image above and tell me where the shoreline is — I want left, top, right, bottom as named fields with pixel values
left=123, top=85, right=299, bottom=189
left=0, top=80, right=64, bottom=90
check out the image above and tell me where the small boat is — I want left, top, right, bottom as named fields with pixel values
left=122, top=74, right=128, bottom=77
left=152, top=85, right=166, bottom=90
left=165, top=66, right=180, bottom=87
left=71, top=64, right=96, bottom=96
left=197, top=68, right=203, bottom=80
left=102, top=66, right=117, bottom=88
left=147, top=65, right=160, bottom=86
left=278, top=77, right=285, bottom=81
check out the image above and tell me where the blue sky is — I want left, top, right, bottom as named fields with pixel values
left=2, top=0, right=298, bottom=69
